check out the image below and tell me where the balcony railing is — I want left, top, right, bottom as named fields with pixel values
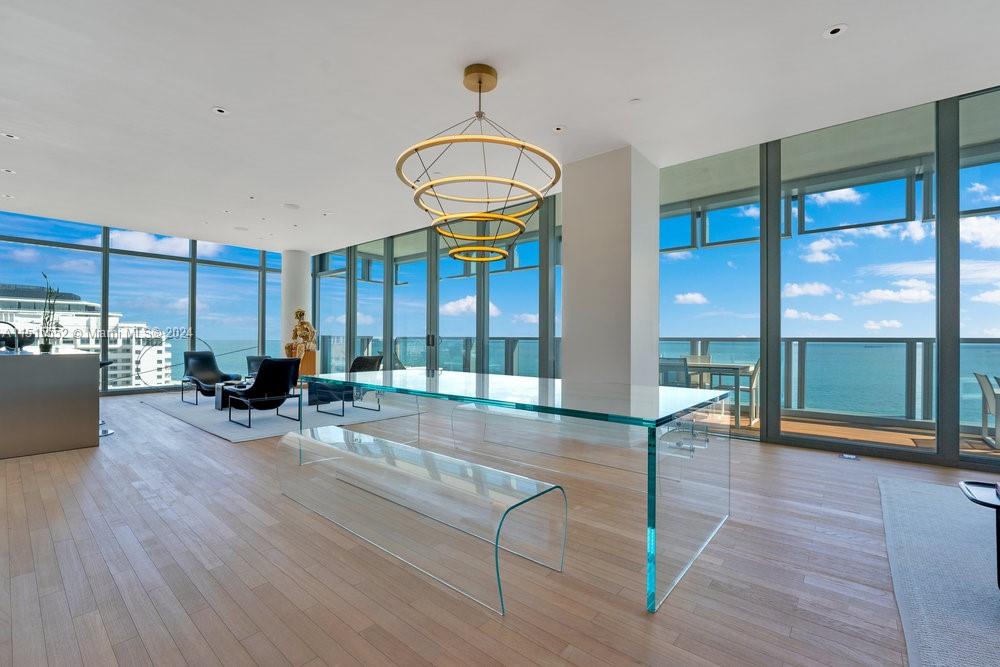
left=661, top=336, right=999, bottom=431
left=319, top=334, right=999, bottom=433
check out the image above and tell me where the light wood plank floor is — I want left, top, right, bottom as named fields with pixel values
left=1, top=394, right=996, bottom=666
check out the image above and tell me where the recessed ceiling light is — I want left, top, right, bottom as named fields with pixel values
left=628, top=97, right=642, bottom=104
left=212, top=107, right=228, bottom=115
left=223, top=209, right=231, bottom=214
left=2, top=194, right=14, bottom=199
left=321, top=211, right=332, bottom=217
left=233, top=225, right=249, bottom=231
left=552, top=125, right=567, bottom=133
left=2, top=133, right=19, bottom=140
left=283, top=202, right=300, bottom=210
left=1, top=169, right=14, bottom=175
left=824, top=23, right=847, bottom=39
left=248, top=195, right=255, bottom=200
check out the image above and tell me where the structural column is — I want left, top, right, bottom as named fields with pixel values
left=280, top=250, right=312, bottom=347
left=561, top=145, right=660, bottom=386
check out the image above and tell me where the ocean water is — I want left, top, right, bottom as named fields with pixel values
left=302, top=335, right=1000, bottom=428
left=661, top=339, right=1000, bottom=426
left=164, top=339, right=282, bottom=381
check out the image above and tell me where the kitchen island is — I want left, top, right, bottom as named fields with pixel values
left=0, top=349, right=99, bottom=457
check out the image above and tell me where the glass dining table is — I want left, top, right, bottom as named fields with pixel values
left=299, top=368, right=732, bottom=612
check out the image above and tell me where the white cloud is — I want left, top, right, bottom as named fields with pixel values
left=960, top=216, right=1000, bottom=249
left=863, top=319, right=903, bottom=330
left=440, top=295, right=476, bottom=316
left=892, top=278, right=934, bottom=290
left=50, top=258, right=98, bottom=273
left=726, top=260, right=737, bottom=269
left=843, top=224, right=893, bottom=239
left=800, top=236, right=854, bottom=263
left=664, top=251, right=692, bottom=261
left=967, top=182, right=1000, bottom=203
left=10, top=247, right=40, bottom=263
left=783, top=308, right=841, bottom=321
left=737, top=205, right=760, bottom=218
left=807, top=188, right=863, bottom=206
left=851, top=278, right=935, bottom=305
left=899, top=220, right=929, bottom=242
left=865, top=259, right=1000, bottom=286
left=972, top=289, right=1000, bottom=305
left=841, top=220, right=933, bottom=243
left=783, top=282, right=832, bottom=298
left=983, top=327, right=1000, bottom=337
left=104, top=230, right=207, bottom=256
left=439, top=295, right=500, bottom=317
left=674, top=292, right=708, bottom=305
left=512, top=313, right=539, bottom=324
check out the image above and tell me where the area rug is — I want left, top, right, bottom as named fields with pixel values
left=142, top=391, right=419, bottom=443
left=878, top=476, right=1000, bottom=667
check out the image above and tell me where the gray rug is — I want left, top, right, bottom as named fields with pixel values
left=878, top=477, right=1000, bottom=667
left=142, top=391, right=419, bottom=443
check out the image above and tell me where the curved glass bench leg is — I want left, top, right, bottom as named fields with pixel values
left=493, top=485, right=568, bottom=615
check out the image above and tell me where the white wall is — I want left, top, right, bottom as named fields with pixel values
left=561, top=145, right=660, bottom=386
left=280, top=249, right=312, bottom=347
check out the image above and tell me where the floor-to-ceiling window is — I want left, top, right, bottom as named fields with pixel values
left=107, top=254, right=189, bottom=388
left=0, top=210, right=277, bottom=391
left=778, top=103, right=937, bottom=451
left=265, top=269, right=282, bottom=358
left=959, top=89, right=1000, bottom=461
left=488, top=218, right=540, bottom=376
left=317, top=249, right=348, bottom=373
left=438, top=248, right=478, bottom=371
left=392, top=230, right=428, bottom=369
left=355, top=240, right=384, bottom=359
left=196, top=262, right=260, bottom=377
left=0, top=237, right=103, bottom=359
left=659, top=145, right=761, bottom=435
left=553, top=196, right=563, bottom=376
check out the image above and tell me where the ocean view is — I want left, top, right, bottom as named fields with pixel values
left=182, top=335, right=1000, bottom=429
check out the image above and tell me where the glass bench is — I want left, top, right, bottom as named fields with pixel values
left=277, top=426, right=568, bottom=614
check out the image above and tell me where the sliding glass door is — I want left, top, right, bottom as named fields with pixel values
left=392, top=230, right=428, bottom=369
left=959, top=89, right=1000, bottom=462
left=658, top=145, right=761, bottom=436
left=317, top=250, right=348, bottom=373
left=777, top=103, right=937, bottom=451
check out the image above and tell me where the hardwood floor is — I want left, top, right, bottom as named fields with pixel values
left=1, top=393, right=996, bottom=666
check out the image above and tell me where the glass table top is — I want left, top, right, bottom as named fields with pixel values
left=302, top=369, right=729, bottom=427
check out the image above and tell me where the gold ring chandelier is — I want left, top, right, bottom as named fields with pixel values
left=396, top=64, right=562, bottom=262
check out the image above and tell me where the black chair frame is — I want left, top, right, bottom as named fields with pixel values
left=352, top=389, right=381, bottom=412
left=228, top=391, right=302, bottom=428
left=180, top=378, right=201, bottom=405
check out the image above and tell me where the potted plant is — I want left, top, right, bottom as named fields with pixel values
left=39, top=272, right=61, bottom=353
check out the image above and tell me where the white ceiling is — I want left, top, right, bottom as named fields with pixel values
left=2, top=0, right=998, bottom=255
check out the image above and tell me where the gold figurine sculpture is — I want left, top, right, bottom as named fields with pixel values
left=284, top=307, right=317, bottom=375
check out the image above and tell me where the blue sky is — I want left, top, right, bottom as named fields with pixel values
left=5, top=161, right=999, bottom=350
left=0, top=211, right=279, bottom=343
left=337, top=240, right=543, bottom=341
left=660, top=165, right=1000, bottom=339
